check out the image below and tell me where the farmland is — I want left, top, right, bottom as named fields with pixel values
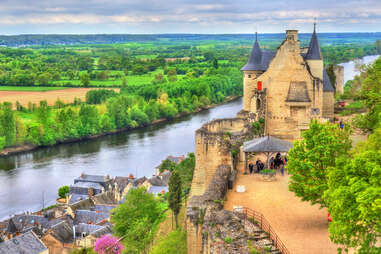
left=0, top=88, right=119, bottom=108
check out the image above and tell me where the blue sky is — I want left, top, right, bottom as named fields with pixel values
left=0, top=0, right=380, bottom=34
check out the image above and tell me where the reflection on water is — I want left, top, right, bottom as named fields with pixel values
left=0, top=98, right=243, bottom=219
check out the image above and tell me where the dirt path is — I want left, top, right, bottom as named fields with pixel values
left=0, top=88, right=118, bottom=108
left=224, top=171, right=339, bottom=254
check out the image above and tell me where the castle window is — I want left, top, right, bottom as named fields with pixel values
left=248, top=74, right=251, bottom=78
left=256, top=98, right=261, bottom=110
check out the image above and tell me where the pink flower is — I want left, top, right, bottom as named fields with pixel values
left=94, top=235, right=124, bottom=254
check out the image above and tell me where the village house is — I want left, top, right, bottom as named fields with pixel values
left=40, top=221, right=74, bottom=254
left=0, top=231, right=49, bottom=254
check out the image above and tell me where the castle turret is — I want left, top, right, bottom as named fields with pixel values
left=241, top=33, right=265, bottom=111
left=305, top=23, right=323, bottom=80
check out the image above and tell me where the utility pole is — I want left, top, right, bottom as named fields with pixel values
left=41, top=191, right=45, bottom=210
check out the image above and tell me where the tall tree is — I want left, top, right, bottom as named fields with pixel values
left=80, top=72, right=90, bottom=87
left=287, top=120, right=352, bottom=208
left=168, top=171, right=182, bottom=228
left=0, top=102, right=16, bottom=146
left=325, top=129, right=381, bottom=253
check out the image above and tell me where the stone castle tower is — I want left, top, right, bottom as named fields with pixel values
left=242, top=25, right=335, bottom=141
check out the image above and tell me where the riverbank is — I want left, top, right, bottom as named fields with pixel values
left=0, top=95, right=241, bottom=158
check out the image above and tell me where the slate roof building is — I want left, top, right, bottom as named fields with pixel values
left=40, top=220, right=74, bottom=254
left=0, top=231, right=49, bottom=254
left=242, top=24, right=335, bottom=141
left=73, top=210, right=109, bottom=225
left=74, top=174, right=112, bottom=190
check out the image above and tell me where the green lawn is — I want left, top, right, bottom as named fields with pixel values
left=0, top=86, right=69, bottom=91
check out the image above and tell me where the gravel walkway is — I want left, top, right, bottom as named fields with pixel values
left=224, top=171, right=338, bottom=254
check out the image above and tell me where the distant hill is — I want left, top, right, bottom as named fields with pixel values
left=0, top=33, right=380, bottom=47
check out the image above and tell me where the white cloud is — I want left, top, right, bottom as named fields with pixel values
left=0, top=0, right=380, bottom=33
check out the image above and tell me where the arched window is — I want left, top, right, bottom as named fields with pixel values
left=256, top=98, right=261, bottom=110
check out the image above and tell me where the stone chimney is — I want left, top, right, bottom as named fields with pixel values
left=286, top=30, right=298, bottom=41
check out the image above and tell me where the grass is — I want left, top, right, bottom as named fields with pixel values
left=0, top=86, right=69, bottom=91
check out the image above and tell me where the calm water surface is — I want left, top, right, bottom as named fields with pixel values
left=0, top=55, right=379, bottom=220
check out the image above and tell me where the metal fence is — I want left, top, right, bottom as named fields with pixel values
left=237, top=207, right=291, bottom=254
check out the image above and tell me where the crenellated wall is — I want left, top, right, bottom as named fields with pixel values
left=190, top=118, right=249, bottom=197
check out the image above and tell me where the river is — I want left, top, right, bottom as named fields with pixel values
left=339, top=55, right=380, bottom=84
left=0, top=55, right=379, bottom=220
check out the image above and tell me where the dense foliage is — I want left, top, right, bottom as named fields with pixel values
left=355, top=57, right=381, bottom=131
left=111, top=188, right=164, bottom=254
left=325, top=131, right=381, bottom=253
left=58, top=185, right=69, bottom=199
left=287, top=120, right=352, bottom=208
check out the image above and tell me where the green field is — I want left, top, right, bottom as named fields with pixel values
left=0, top=86, right=69, bottom=91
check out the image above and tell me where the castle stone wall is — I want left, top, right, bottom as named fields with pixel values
left=334, top=65, right=345, bottom=94
left=323, top=91, right=335, bottom=119
left=191, top=118, right=248, bottom=196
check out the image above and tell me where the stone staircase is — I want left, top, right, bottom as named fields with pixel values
left=234, top=208, right=290, bottom=254
left=243, top=219, right=282, bottom=253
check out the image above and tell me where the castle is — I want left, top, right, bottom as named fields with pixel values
left=242, top=25, right=335, bottom=141
left=186, top=26, right=341, bottom=254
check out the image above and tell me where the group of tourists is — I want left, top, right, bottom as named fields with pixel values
left=248, top=153, right=288, bottom=176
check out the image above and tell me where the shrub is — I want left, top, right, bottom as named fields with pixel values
left=58, top=185, right=69, bottom=199
left=224, top=237, right=232, bottom=244
left=94, top=235, right=123, bottom=254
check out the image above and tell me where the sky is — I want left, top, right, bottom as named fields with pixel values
left=0, top=0, right=380, bottom=34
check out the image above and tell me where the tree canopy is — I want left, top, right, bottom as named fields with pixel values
left=287, top=120, right=352, bottom=208
left=111, top=188, right=163, bottom=254
left=325, top=129, right=381, bottom=253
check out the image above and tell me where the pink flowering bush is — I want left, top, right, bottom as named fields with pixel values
left=94, top=235, right=123, bottom=254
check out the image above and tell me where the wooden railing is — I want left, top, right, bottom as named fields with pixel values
left=235, top=207, right=291, bottom=254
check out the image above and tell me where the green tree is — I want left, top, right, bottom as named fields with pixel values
left=0, top=136, right=5, bottom=151
left=58, top=185, right=69, bottom=199
left=325, top=130, right=381, bottom=253
left=112, top=188, right=162, bottom=254
left=287, top=120, right=352, bottom=208
left=37, top=72, right=52, bottom=85
left=159, top=158, right=177, bottom=172
left=168, top=171, right=182, bottom=228
left=357, top=57, right=381, bottom=131
left=0, top=102, right=16, bottom=146
left=80, top=72, right=90, bottom=87
left=213, top=58, right=219, bottom=69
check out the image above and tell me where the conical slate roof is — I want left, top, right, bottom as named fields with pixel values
left=243, top=136, right=293, bottom=153
left=305, top=23, right=322, bottom=60
left=241, top=33, right=274, bottom=71
left=323, top=69, right=335, bottom=92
